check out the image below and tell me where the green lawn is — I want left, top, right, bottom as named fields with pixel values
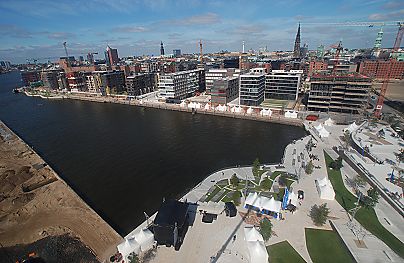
left=267, top=241, right=306, bottom=263
left=324, top=151, right=404, bottom=259
left=205, top=186, right=221, bottom=202
left=305, top=228, right=355, bottom=263
left=270, top=171, right=284, bottom=180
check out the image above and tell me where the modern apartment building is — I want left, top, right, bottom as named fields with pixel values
left=21, top=70, right=40, bottom=86
left=86, top=70, right=126, bottom=95
left=41, top=69, right=61, bottom=90
left=126, top=73, right=157, bottom=96
left=239, top=72, right=265, bottom=106
left=265, top=70, right=302, bottom=101
left=308, top=73, right=371, bottom=114
left=105, top=45, right=119, bottom=66
left=211, top=76, right=239, bottom=105
left=66, top=71, right=86, bottom=91
left=205, top=68, right=241, bottom=94
left=158, top=69, right=205, bottom=100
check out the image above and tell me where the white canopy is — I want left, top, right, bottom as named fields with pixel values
left=260, top=108, right=272, bottom=117
left=316, top=177, right=335, bottom=200
left=246, top=107, right=254, bottom=114
left=188, top=102, right=201, bottom=109
left=285, top=111, right=298, bottom=119
left=247, top=241, right=268, bottom=263
left=231, top=106, right=243, bottom=113
left=244, top=227, right=264, bottom=242
left=133, top=228, right=154, bottom=252
left=117, top=238, right=140, bottom=260
left=215, top=104, right=227, bottom=112
left=180, top=101, right=187, bottom=108
left=261, top=196, right=282, bottom=213
left=324, top=117, right=334, bottom=126
left=344, top=122, right=359, bottom=133
left=287, top=191, right=299, bottom=207
left=315, top=124, right=330, bottom=138
left=244, top=193, right=281, bottom=213
left=204, top=103, right=211, bottom=110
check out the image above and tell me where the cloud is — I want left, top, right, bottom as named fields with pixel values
left=165, top=12, right=220, bottom=26
left=0, top=24, right=33, bottom=38
left=42, top=31, right=76, bottom=40
left=114, top=26, right=149, bottom=33
left=382, top=1, right=404, bottom=10
left=368, top=9, right=404, bottom=20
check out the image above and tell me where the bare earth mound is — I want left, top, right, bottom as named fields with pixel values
left=0, top=121, right=122, bottom=262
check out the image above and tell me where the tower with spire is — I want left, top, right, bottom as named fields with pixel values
left=293, top=23, right=301, bottom=59
left=160, top=41, right=165, bottom=56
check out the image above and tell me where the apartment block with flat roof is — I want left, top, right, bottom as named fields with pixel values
left=158, top=69, right=205, bottom=100
left=265, top=70, right=302, bottom=101
left=205, top=68, right=241, bottom=94
left=239, top=73, right=265, bottom=106
left=211, top=76, right=239, bottom=105
left=308, top=73, right=371, bottom=114
left=126, top=73, right=157, bottom=96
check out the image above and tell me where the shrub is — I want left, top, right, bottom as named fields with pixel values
left=259, top=218, right=273, bottom=241
left=309, top=203, right=330, bottom=226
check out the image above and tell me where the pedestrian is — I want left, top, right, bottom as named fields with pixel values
left=233, top=235, right=236, bottom=242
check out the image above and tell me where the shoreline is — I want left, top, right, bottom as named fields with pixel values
left=22, top=91, right=304, bottom=127
left=0, top=120, right=123, bottom=262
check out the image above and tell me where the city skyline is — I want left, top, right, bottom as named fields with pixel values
left=1, top=0, right=403, bottom=63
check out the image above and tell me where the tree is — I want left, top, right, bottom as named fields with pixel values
left=305, top=160, right=314, bottom=175
left=252, top=158, right=260, bottom=178
left=346, top=174, right=366, bottom=192
left=361, top=187, right=380, bottom=208
left=342, top=130, right=351, bottom=150
left=259, top=218, right=273, bottom=241
left=309, top=203, right=330, bottom=226
left=128, top=252, right=139, bottom=263
left=330, top=157, right=343, bottom=170
left=230, top=174, right=239, bottom=188
left=278, top=174, right=287, bottom=187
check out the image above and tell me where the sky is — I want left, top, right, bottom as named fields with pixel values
left=0, top=0, right=403, bottom=63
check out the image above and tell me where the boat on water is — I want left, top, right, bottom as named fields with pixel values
left=13, top=88, right=20, bottom=93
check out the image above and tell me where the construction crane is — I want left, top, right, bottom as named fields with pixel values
left=375, top=22, right=404, bottom=118
left=199, top=40, right=203, bottom=63
left=62, top=41, right=70, bottom=67
left=330, top=41, right=343, bottom=73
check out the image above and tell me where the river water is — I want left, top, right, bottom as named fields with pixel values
left=0, top=71, right=306, bottom=235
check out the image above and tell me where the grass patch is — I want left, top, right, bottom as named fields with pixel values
left=216, top=189, right=230, bottom=202
left=268, top=241, right=306, bottom=263
left=324, top=151, right=404, bottom=259
left=305, top=228, right=355, bottom=263
left=205, top=186, right=221, bottom=202
left=260, top=177, right=273, bottom=191
left=222, top=191, right=242, bottom=205
left=270, top=171, right=284, bottom=180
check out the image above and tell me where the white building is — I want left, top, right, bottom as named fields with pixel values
left=158, top=69, right=205, bottom=100
left=205, top=68, right=241, bottom=94
left=265, top=70, right=302, bottom=101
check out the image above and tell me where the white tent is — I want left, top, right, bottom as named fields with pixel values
left=204, top=103, right=211, bottom=110
left=180, top=101, right=187, bottom=108
left=316, top=177, right=335, bottom=200
left=195, top=102, right=201, bottom=109
left=344, top=122, right=359, bottom=133
left=261, top=196, right=281, bottom=213
left=287, top=191, right=299, bottom=207
left=231, top=106, right=243, bottom=113
left=246, top=107, right=254, bottom=114
left=324, top=117, right=334, bottom=126
left=247, top=241, right=268, bottom=263
left=315, top=124, right=330, bottom=138
left=260, top=108, right=272, bottom=117
left=117, top=238, right=140, bottom=260
left=215, top=104, right=227, bottom=112
left=245, top=192, right=260, bottom=208
left=133, top=228, right=155, bottom=252
left=285, top=111, right=298, bottom=119
left=244, top=227, right=264, bottom=242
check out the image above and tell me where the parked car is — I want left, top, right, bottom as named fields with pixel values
left=225, top=202, right=237, bottom=217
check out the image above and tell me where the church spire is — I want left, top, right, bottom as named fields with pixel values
left=293, top=23, right=301, bottom=59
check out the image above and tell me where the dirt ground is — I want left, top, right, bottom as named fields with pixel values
left=0, top=121, right=122, bottom=262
